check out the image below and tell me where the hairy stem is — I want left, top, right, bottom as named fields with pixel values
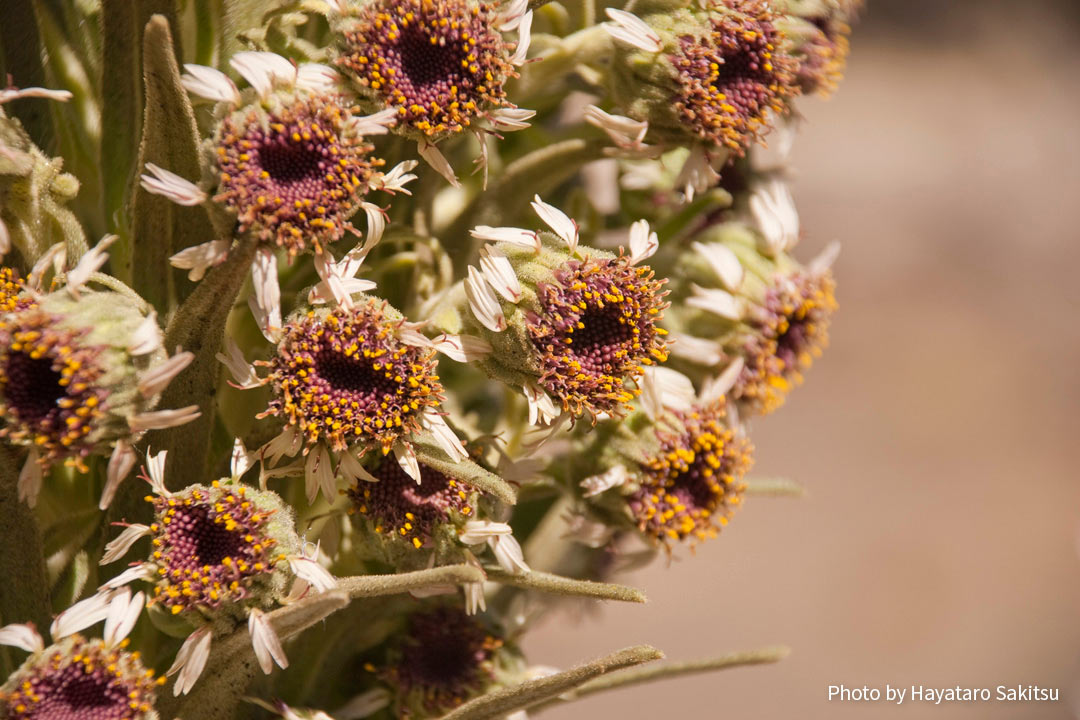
left=487, top=568, right=646, bottom=604
left=0, top=448, right=51, bottom=632
left=338, top=564, right=485, bottom=598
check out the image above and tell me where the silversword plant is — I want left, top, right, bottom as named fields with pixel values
left=0, top=0, right=859, bottom=717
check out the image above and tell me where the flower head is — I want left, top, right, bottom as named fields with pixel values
left=381, top=605, right=502, bottom=717
left=629, top=400, right=751, bottom=546
left=142, top=480, right=300, bottom=619
left=733, top=267, right=836, bottom=414
left=777, top=0, right=862, bottom=97
left=463, top=203, right=669, bottom=423
left=0, top=290, right=196, bottom=505
left=347, top=454, right=477, bottom=552
left=0, top=634, right=162, bottom=720
left=212, top=91, right=381, bottom=256
left=333, top=0, right=529, bottom=142
left=670, top=0, right=798, bottom=153
left=668, top=222, right=839, bottom=416
left=264, top=298, right=444, bottom=455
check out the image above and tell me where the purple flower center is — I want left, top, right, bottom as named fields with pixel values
left=3, top=352, right=65, bottom=426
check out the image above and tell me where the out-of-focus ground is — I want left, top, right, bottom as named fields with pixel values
left=524, top=1, right=1080, bottom=717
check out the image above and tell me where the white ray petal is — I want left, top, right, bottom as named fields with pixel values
left=66, top=235, right=117, bottom=296
left=230, top=51, right=295, bottom=97
left=509, top=10, right=533, bottom=65
left=459, top=520, right=512, bottom=545
left=490, top=532, right=529, bottom=574
left=421, top=411, right=468, bottom=462
left=687, top=285, right=742, bottom=320
left=465, top=266, right=506, bottom=332
left=470, top=225, right=539, bottom=251
left=351, top=107, right=398, bottom=136
left=0, top=623, right=44, bottom=653
left=101, top=441, right=138, bottom=510
left=288, top=556, right=337, bottom=593
left=430, top=333, right=491, bottom=362
left=180, top=64, right=240, bottom=104
left=101, top=524, right=152, bottom=565
left=145, top=449, right=169, bottom=496
left=103, top=588, right=144, bottom=649
left=418, top=142, right=460, bottom=188
left=628, top=219, right=658, bottom=265
left=478, top=244, right=521, bottom=303
left=749, top=178, right=799, bottom=255
left=380, top=160, right=419, bottom=194
left=129, top=311, right=164, bottom=356
left=641, top=365, right=696, bottom=419
left=18, top=451, right=42, bottom=507
left=231, top=438, right=253, bottom=478
left=491, top=107, right=536, bottom=131
left=583, top=105, right=649, bottom=149
left=140, top=164, right=208, bottom=206
left=304, top=445, right=335, bottom=504
left=580, top=465, right=629, bottom=498
left=808, top=240, right=842, bottom=274
left=138, top=350, right=194, bottom=398
left=216, top=337, right=262, bottom=390
left=296, top=63, right=340, bottom=93
left=249, top=608, right=289, bottom=674
left=692, top=240, right=744, bottom=290
left=523, top=382, right=558, bottom=426
left=170, top=239, right=230, bottom=281
left=394, top=441, right=421, bottom=484
left=667, top=333, right=724, bottom=366
left=129, top=405, right=201, bottom=432
left=530, top=195, right=578, bottom=254
left=168, top=626, right=213, bottom=696
left=700, top=357, right=745, bottom=406
left=0, top=86, right=72, bottom=104
left=51, top=590, right=114, bottom=640
left=603, top=8, right=661, bottom=52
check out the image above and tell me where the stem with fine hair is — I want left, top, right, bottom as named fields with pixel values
left=486, top=568, right=647, bottom=604
left=338, top=564, right=485, bottom=598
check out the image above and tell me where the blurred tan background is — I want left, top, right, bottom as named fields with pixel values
left=524, top=1, right=1080, bottom=717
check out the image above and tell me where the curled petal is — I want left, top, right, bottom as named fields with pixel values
left=101, top=441, right=137, bottom=510
left=140, top=164, right=207, bottom=206
left=231, top=438, right=253, bottom=478
left=470, top=225, right=539, bottom=251
left=304, top=445, right=336, bottom=504
left=530, top=195, right=578, bottom=254
left=66, top=235, right=117, bottom=296
left=129, top=311, right=164, bottom=356
left=430, top=333, right=491, bottom=362
left=667, top=333, right=724, bottom=366
left=0, top=86, right=72, bottom=104
left=168, top=626, right=213, bottom=696
left=249, top=608, right=289, bottom=674
left=394, top=441, right=421, bottom=484
left=687, top=285, right=742, bottom=320
left=692, top=241, right=744, bottom=290
left=335, top=688, right=392, bottom=720
left=459, top=520, right=512, bottom=545
left=180, top=64, right=240, bottom=104
left=129, top=406, right=201, bottom=432
left=100, top=563, right=157, bottom=590
left=421, top=411, right=468, bottom=462
left=604, top=8, right=661, bottom=52
left=700, top=357, right=746, bottom=406
left=170, top=239, right=230, bottom=281
left=465, top=266, right=506, bottom=332
left=51, top=591, right=114, bottom=640
left=418, top=142, right=460, bottom=187
left=263, top=426, right=303, bottom=466
left=138, top=350, right=194, bottom=398
left=27, top=243, right=66, bottom=291
left=490, top=532, right=529, bottom=574
left=491, top=107, right=536, bottom=131
left=101, top=523, right=152, bottom=565
left=523, top=382, right=558, bottom=426
left=380, top=160, right=419, bottom=194
left=253, top=248, right=283, bottom=333
left=580, top=465, right=629, bottom=498
left=143, top=449, right=169, bottom=498
left=641, top=366, right=696, bottom=419
left=338, top=450, right=378, bottom=484
left=216, top=337, right=262, bottom=390
left=509, top=10, right=533, bottom=65
left=289, top=556, right=337, bottom=593
left=351, top=108, right=398, bottom=136
left=809, top=240, right=842, bottom=274
left=498, top=0, right=529, bottom=30
left=18, top=451, right=42, bottom=507
left=584, top=105, right=649, bottom=149
left=296, top=63, right=340, bottom=93
left=103, top=588, right=144, bottom=649
left=749, top=178, right=800, bottom=255
left=230, top=51, right=295, bottom=97
left=628, top=219, right=658, bottom=265
left=676, top=145, right=720, bottom=201
left=0, top=623, right=44, bottom=653
left=478, top=244, right=521, bottom=303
